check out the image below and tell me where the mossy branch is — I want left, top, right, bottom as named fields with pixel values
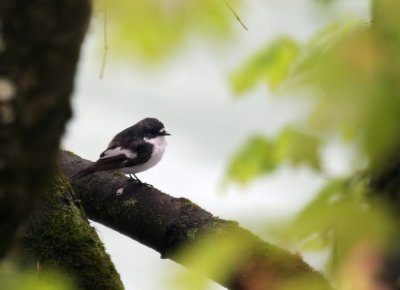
left=59, top=151, right=332, bottom=290
left=22, top=174, right=124, bottom=290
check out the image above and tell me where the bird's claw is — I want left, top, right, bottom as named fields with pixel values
left=127, top=178, right=142, bottom=184
left=127, top=174, right=153, bottom=188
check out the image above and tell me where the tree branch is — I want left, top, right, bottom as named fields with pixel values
left=60, top=151, right=332, bottom=290
left=22, top=175, right=124, bottom=290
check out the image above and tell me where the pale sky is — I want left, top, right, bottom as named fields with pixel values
left=63, top=1, right=369, bottom=289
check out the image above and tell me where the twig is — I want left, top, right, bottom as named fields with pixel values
left=99, top=0, right=108, bottom=79
left=221, top=0, right=248, bottom=31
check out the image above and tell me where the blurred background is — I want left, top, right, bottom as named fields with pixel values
left=63, top=1, right=371, bottom=289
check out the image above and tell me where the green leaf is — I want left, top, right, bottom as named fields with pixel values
left=277, top=178, right=393, bottom=275
left=283, top=18, right=400, bottom=166
left=225, top=136, right=276, bottom=185
left=225, top=128, right=322, bottom=185
left=0, top=270, right=74, bottom=290
left=170, top=230, right=258, bottom=290
left=98, top=0, right=239, bottom=62
left=230, top=37, right=300, bottom=94
left=275, top=127, right=321, bottom=170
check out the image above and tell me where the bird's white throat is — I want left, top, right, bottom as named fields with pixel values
left=144, top=135, right=167, bottom=161
left=128, top=135, right=167, bottom=173
left=144, top=135, right=167, bottom=148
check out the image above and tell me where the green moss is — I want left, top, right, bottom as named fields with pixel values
left=123, top=198, right=137, bottom=208
left=22, top=174, right=124, bottom=290
left=186, top=228, right=198, bottom=241
left=112, top=171, right=126, bottom=178
left=179, top=197, right=203, bottom=211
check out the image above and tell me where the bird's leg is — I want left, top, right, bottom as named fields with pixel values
left=127, top=173, right=142, bottom=184
left=135, top=174, right=154, bottom=188
left=132, top=173, right=142, bottom=183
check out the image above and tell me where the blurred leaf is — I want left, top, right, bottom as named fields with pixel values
left=225, top=135, right=276, bottom=185
left=98, top=0, right=240, bottom=62
left=284, top=17, right=400, bottom=167
left=230, top=37, right=300, bottom=94
left=314, top=0, right=336, bottom=4
left=275, top=127, right=321, bottom=171
left=278, top=275, right=333, bottom=290
left=374, top=0, right=400, bottom=36
left=224, top=2, right=400, bottom=288
left=171, top=271, right=209, bottom=290
left=276, top=178, right=392, bottom=276
left=225, top=128, right=321, bottom=185
left=287, top=20, right=359, bottom=88
left=0, top=269, right=74, bottom=290
left=170, top=231, right=255, bottom=290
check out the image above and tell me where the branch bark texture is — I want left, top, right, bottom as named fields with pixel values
left=0, top=0, right=91, bottom=257
left=60, top=151, right=331, bottom=290
left=22, top=175, right=124, bottom=290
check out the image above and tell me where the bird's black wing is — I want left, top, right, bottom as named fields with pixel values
left=106, top=125, right=137, bottom=149
left=73, top=141, right=152, bottom=179
left=72, top=154, right=129, bottom=179
left=96, top=141, right=153, bottom=170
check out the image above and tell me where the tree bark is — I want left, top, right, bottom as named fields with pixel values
left=0, top=0, right=91, bottom=258
left=60, top=151, right=332, bottom=290
left=22, top=175, right=124, bottom=290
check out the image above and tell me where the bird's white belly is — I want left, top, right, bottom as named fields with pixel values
left=124, top=136, right=166, bottom=174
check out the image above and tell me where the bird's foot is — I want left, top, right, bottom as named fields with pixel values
left=127, top=179, right=141, bottom=184
left=143, top=183, right=153, bottom=188
left=127, top=174, right=154, bottom=188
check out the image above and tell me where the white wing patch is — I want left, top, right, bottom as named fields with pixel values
left=100, top=146, right=137, bottom=159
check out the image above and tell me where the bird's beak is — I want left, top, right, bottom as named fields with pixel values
left=163, top=132, right=171, bottom=136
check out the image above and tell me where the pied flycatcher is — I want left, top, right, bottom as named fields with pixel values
left=75, top=117, right=170, bottom=181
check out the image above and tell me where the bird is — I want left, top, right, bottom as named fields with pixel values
left=74, top=118, right=170, bottom=182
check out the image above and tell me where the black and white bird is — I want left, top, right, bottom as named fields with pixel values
left=74, top=118, right=170, bottom=182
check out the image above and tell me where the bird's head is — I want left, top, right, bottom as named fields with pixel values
left=137, top=118, right=171, bottom=139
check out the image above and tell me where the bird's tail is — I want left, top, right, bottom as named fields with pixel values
left=71, top=166, right=96, bottom=180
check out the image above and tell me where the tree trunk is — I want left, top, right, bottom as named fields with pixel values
left=0, top=0, right=91, bottom=257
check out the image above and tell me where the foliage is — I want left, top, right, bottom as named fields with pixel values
left=225, top=127, right=321, bottom=185
left=224, top=0, right=400, bottom=288
left=272, top=178, right=392, bottom=275
left=171, top=231, right=255, bottom=290
left=229, top=15, right=400, bottom=168
left=0, top=267, right=74, bottom=290
left=170, top=225, right=331, bottom=290
left=97, top=0, right=240, bottom=61
left=230, top=38, right=300, bottom=94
